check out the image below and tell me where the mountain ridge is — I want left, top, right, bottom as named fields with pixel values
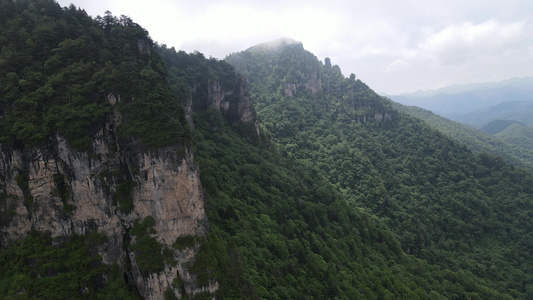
left=227, top=38, right=533, bottom=298
left=393, top=102, right=533, bottom=171
left=387, top=76, right=533, bottom=98
left=2, top=3, right=533, bottom=299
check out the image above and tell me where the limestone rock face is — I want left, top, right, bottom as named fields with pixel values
left=0, top=110, right=210, bottom=299
left=187, top=71, right=260, bottom=135
left=232, top=75, right=260, bottom=134
left=283, top=62, right=322, bottom=98
left=0, top=64, right=261, bottom=297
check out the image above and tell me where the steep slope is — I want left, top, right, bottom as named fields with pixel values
left=3, top=1, right=533, bottom=299
left=0, top=3, right=494, bottom=298
left=227, top=39, right=533, bottom=298
left=0, top=1, right=253, bottom=298
left=1, top=3, right=434, bottom=299
left=158, top=43, right=472, bottom=300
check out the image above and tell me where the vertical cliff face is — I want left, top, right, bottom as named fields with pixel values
left=0, top=103, right=211, bottom=299
left=0, top=3, right=264, bottom=298
left=282, top=52, right=323, bottom=98
left=189, top=73, right=260, bottom=135
left=0, top=62, right=259, bottom=297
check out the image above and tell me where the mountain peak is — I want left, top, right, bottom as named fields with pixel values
left=247, top=37, right=302, bottom=52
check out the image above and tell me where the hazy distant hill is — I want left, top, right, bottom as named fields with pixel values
left=392, top=103, right=533, bottom=171
left=388, top=77, right=533, bottom=118
left=480, top=119, right=525, bottom=135
left=388, top=77, right=533, bottom=98
left=497, top=123, right=533, bottom=153
left=452, top=101, right=533, bottom=128
left=389, top=78, right=533, bottom=164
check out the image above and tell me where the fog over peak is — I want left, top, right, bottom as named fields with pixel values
left=57, top=0, right=533, bottom=94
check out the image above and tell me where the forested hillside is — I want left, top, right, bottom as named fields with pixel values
left=389, top=80, right=533, bottom=171
left=227, top=40, right=533, bottom=299
left=452, top=101, right=533, bottom=129
left=2, top=1, right=533, bottom=299
left=0, top=0, right=190, bottom=150
left=156, top=45, right=500, bottom=299
left=0, top=1, right=467, bottom=298
left=0, top=1, right=197, bottom=298
left=497, top=123, right=533, bottom=153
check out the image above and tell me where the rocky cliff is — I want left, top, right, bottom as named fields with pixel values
left=0, top=56, right=259, bottom=297
left=0, top=96, right=213, bottom=299
left=187, top=70, right=260, bottom=136
left=226, top=39, right=394, bottom=124
left=0, top=3, right=261, bottom=298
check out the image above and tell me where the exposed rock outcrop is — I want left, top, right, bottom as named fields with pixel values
left=0, top=49, right=262, bottom=297
left=188, top=73, right=260, bottom=135
left=283, top=64, right=322, bottom=98
left=0, top=106, right=210, bottom=299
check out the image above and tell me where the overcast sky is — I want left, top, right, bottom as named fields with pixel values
left=56, top=0, right=533, bottom=95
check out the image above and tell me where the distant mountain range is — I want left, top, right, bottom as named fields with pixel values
left=389, top=77, right=533, bottom=170
left=393, top=103, right=533, bottom=171
left=480, top=119, right=525, bottom=135
left=452, top=100, right=533, bottom=128
left=387, top=77, right=533, bottom=120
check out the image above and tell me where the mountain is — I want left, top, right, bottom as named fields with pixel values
left=480, top=119, right=525, bottom=135
left=389, top=78, right=533, bottom=172
left=388, top=76, right=533, bottom=99
left=0, top=1, right=253, bottom=298
left=3, top=1, right=533, bottom=299
left=393, top=103, right=533, bottom=171
left=452, top=101, right=533, bottom=128
left=0, top=2, right=438, bottom=298
left=227, top=38, right=533, bottom=298
left=497, top=123, right=533, bottom=153
left=388, top=77, right=533, bottom=117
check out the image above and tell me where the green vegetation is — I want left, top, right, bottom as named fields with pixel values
left=53, top=173, right=76, bottom=214
left=0, top=230, right=140, bottom=299
left=497, top=123, right=533, bottom=153
left=480, top=119, right=523, bottom=134
left=191, top=107, right=426, bottom=298
left=158, top=46, right=459, bottom=298
left=394, top=103, right=533, bottom=171
left=0, top=0, right=189, bottom=150
left=116, top=180, right=135, bottom=213
left=173, top=235, right=198, bottom=250
left=2, top=1, right=533, bottom=298
left=226, top=41, right=533, bottom=298
left=128, top=216, right=174, bottom=274
left=14, top=173, right=28, bottom=192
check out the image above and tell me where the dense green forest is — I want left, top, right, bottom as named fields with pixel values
left=2, top=0, right=533, bottom=299
left=226, top=41, right=533, bottom=298
left=155, top=44, right=503, bottom=299
left=0, top=0, right=189, bottom=150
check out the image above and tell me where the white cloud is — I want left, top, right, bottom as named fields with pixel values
left=55, top=0, right=533, bottom=94
left=385, top=59, right=409, bottom=72
left=419, top=19, right=528, bottom=65
left=176, top=4, right=342, bottom=59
